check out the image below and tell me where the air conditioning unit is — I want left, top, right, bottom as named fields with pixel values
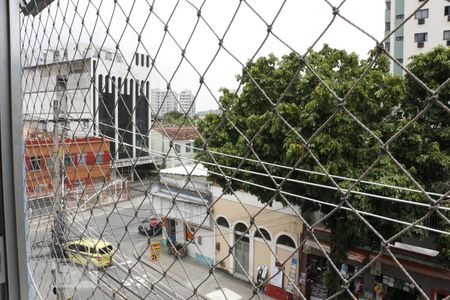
left=418, top=18, right=425, bottom=24
left=417, top=42, right=424, bottom=48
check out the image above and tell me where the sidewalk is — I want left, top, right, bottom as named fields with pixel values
left=135, top=240, right=275, bottom=300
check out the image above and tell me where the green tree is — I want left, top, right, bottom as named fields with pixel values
left=196, top=45, right=448, bottom=292
left=163, top=110, right=199, bottom=127
left=391, top=46, right=450, bottom=267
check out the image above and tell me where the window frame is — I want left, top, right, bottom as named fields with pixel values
left=29, top=156, right=41, bottom=171
left=415, top=9, right=428, bottom=19
left=64, top=153, right=75, bottom=167
left=276, top=235, right=296, bottom=248
left=95, top=151, right=104, bottom=164
left=216, top=216, right=230, bottom=228
left=254, top=228, right=272, bottom=241
left=444, top=30, right=450, bottom=41
left=445, top=6, right=450, bottom=16
left=78, top=153, right=87, bottom=165
left=414, top=32, right=428, bottom=43
left=185, top=142, right=192, bottom=153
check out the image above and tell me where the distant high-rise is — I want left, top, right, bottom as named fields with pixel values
left=151, top=88, right=179, bottom=117
left=179, top=90, right=196, bottom=116
left=385, top=0, right=450, bottom=75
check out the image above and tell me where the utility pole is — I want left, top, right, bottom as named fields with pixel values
left=52, top=75, right=68, bottom=300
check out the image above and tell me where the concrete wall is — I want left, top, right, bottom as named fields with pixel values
left=186, top=227, right=215, bottom=266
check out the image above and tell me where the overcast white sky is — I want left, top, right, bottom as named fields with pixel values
left=30, top=0, right=385, bottom=112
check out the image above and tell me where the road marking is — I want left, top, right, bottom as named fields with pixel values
left=206, top=288, right=242, bottom=300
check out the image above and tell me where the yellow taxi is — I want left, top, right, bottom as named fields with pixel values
left=63, top=238, right=114, bottom=268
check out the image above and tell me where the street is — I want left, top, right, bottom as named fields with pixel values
left=28, top=185, right=269, bottom=300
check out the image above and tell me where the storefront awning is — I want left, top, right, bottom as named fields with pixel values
left=305, top=240, right=367, bottom=263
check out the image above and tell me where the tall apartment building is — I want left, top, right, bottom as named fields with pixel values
left=22, top=44, right=153, bottom=175
left=151, top=88, right=179, bottom=118
left=385, top=0, right=450, bottom=75
left=179, top=90, right=196, bottom=116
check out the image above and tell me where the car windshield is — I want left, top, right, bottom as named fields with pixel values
left=98, top=245, right=113, bottom=254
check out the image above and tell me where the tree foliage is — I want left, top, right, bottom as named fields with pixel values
left=196, top=45, right=450, bottom=284
left=163, top=110, right=197, bottom=126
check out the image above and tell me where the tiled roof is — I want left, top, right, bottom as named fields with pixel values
left=154, top=125, right=197, bottom=141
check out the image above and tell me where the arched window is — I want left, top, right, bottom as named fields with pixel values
left=254, top=228, right=271, bottom=241
left=234, top=223, right=248, bottom=234
left=216, top=217, right=229, bottom=228
left=276, top=235, right=295, bottom=248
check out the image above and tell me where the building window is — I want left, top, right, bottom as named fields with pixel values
left=386, top=2, right=391, bottom=10
left=135, top=54, right=139, bottom=66
left=64, top=154, right=75, bottom=167
left=397, top=58, right=403, bottom=64
left=95, top=152, right=104, bottom=163
left=395, top=36, right=404, bottom=41
left=276, top=235, right=295, bottom=248
left=384, top=42, right=390, bottom=52
left=445, top=6, right=450, bottom=16
left=444, top=30, right=450, bottom=45
left=396, top=14, right=404, bottom=20
left=415, top=9, right=428, bottom=19
left=415, top=9, right=428, bottom=24
left=146, top=55, right=150, bottom=67
left=185, top=143, right=192, bottom=153
left=175, top=144, right=181, bottom=153
left=414, top=32, right=428, bottom=48
left=254, top=228, right=271, bottom=241
left=29, top=157, right=41, bottom=171
left=216, top=217, right=229, bottom=228
left=78, top=153, right=87, bottom=165
left=235, top=223, right=248, bottom=234
left=141, top=54, right=145, bottom=66
left=385, top=22, right=391, bottom=32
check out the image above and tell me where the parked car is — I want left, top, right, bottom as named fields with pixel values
left=138, top=216, right=162, bottom=236
left=62, top=238, right=114, bottom=268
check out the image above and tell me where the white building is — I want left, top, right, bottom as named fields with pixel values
left=22, top=44, right=153, bottom=173
left=385, top=1, right=450, bottom=75
left=152, top=164, right=215, bottom=265
left=151, top=88, right=179, bottom=117
left=178, top=90, right=196, bottom=116
left=150, top=125, right=197, bottom=168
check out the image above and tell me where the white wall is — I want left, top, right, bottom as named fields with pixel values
left=186, top=227, right=215, bottom=266
left=404, top=1, right=450, bottom=64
